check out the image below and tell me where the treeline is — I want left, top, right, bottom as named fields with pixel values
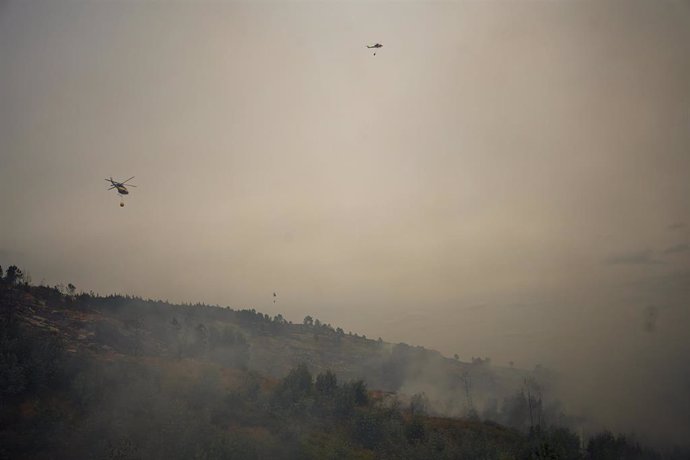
left=15, top=276, right=362, bottom=340
left=0, top=265, right=430, bottom=362
left=7, top=276, right=453, bottom=389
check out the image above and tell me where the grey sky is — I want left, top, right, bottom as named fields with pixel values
left=2, top=0, right=690, bottom=445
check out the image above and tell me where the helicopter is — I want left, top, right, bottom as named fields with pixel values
left=366, top=43, right=383, bottom=55
left=105, top=176, right=136, bottom=207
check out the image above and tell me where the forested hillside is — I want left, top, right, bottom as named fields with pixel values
left=1, top=266, right=685, bottom=459
left=1, top=264, right=534, bottom=416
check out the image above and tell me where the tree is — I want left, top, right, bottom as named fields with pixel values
left=315, top=370, right=338, bottom=396
left=471, top=356, right=491, bottom=366
left=460, top=370, right=478, bottom=419
left=349, top=380, right=368, bottom=406
left=454, top=354, right=459, bottom=360
left=67, top=283, right=76, bottom=296
left=4, top=265, right=23, bottom=285
left=303, top=315, right=313, bottom=326
left=276, top=364, right=313, bottom=403
left=523, top=377, right=543, bottom=432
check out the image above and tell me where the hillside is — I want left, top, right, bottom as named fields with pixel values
left=1, top=271, right=682, bottom=459
left=7, top=278, right=534, bottom=415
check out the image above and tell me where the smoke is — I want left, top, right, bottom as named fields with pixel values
left=2, top=0, right=690, bottom=450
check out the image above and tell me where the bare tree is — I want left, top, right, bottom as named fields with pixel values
left=523, top=377, right=543, bottom=432
left=460, top=370, right=477, bottom=419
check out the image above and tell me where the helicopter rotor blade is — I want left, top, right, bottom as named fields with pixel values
left=121, top=176, right=135, bottom=185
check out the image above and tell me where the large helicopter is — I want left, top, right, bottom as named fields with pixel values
left=105, top=176, right=136, bottom=207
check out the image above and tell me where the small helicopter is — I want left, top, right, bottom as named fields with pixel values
left=105, top=176, right=136, bottom=207
left=366, top=43, right=383, bottom=55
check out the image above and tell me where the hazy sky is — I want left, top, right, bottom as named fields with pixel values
left=2, top=0, right=690, bottom=445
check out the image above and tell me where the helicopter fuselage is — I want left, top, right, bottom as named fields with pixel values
left=106, top=177, right=135, bottom=201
